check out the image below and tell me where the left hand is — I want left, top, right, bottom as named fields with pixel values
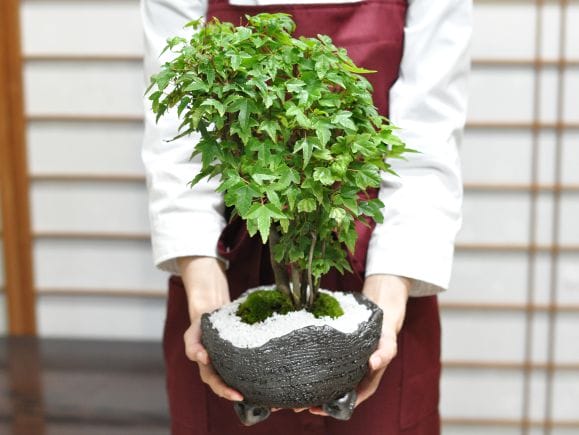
left=309, top=274, right=410, bottom=416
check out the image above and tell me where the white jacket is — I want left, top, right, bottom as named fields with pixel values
left=141, top=0, right=472, bottom=297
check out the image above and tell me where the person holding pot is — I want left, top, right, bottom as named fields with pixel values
left=141, top=0, right=472, bottom=434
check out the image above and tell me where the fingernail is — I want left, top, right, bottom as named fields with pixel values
left=196, top=351, right=205, bottom=363
left=370, top=355, right=381, bottom=369
left=231, top=393, right=243, bottom=401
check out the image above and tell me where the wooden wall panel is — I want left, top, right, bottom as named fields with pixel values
left=0, top=0, right=36, bottom=335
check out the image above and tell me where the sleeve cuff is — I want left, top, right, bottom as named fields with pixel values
left=150, top=213, right=226, bottom=275
left=364, top=226, right=456, bottom=297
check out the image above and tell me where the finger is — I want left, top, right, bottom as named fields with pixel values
left=198, top=363, right=244, bottom=402
left=293, top=408, right=307, bottom=413
left=308, top=407, right=328, bottom=416
left=183, top=325, right=209, bottom=365
left=355, top=367, right=385, bottom=407
left=271, top=408, right=282, bottom=412
left=369, top=336, right=397, bottom=371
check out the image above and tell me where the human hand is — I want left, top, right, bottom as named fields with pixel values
left=309, top=274, right=410, bottom=416
left=178, top=256, right=244, bottom=402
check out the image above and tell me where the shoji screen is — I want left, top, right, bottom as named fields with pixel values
left=441, top=0, right=579, bottom=434
left=21, top=0, right=167, bottom=339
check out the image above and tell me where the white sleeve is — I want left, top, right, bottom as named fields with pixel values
left=141, top=0, right=226, bottom=275
left=365, top=0, right=473, bottom=296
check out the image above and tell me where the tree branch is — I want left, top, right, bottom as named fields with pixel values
left=307, top=232, right=317, bottom=307
left=268, top=227, right=291, bottom=300
left=291, top=266, right=302, bottom=309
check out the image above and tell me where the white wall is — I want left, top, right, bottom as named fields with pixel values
left=16, top=0, right=579, bottom=432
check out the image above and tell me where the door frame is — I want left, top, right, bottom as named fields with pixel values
left=0, top=0, right=36, bottom=335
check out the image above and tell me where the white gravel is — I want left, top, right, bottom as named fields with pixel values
left=207, top=286, right=372, bottom=348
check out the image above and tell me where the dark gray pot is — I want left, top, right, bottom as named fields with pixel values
left=200, top=290, right=383, bottom=410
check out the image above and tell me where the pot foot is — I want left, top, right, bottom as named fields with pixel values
left=322, top=390, right=357, bottom=420
left=233, top=401, right=271, bottom=426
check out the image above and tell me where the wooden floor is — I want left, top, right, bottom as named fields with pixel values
left=0, top=336, right=170, bottom=435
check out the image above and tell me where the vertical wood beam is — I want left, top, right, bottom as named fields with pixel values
left=0, top=0, right=37, bottom=335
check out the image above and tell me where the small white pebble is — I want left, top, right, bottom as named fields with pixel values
left=208, top=286, right=372, bottom=348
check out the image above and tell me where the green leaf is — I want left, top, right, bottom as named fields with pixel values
left=177, top=97, right=191, bottom=117
left=265, top=188, right=282, bottom=209
left=258, top=120, right=279, bottom=141
left=246, top=203, right=286, bottom=243
left=251, top=172, right=277, bottom=184
left=358, top=199, right=385, bottom=223
left=286, top=79, right=306, bottom=93
left=183, top=81, right=209, bottom=92
left=332, top=111, right=356, bottom=131
left=200, top=98, right=226, bottom=117
left=279, top=218, right=290, bottom=233
left=153, top=69, right=174, bottom=91
left=263, top=93, right=275, bottom=109
left=340, top=62, right=377, bottom=74
left=184, top=18, right=203, bottom=29
left=329, top=207, right=347, bottom=224
left=314, top=122, right=332, bottom=147
left=246, top=217, right=259, bottom=237
left=293, top=137, right=314, bottom=168
left=313, top=167, right=334, bottom=186
left=314, top=55, right=330, bottom=79
left=354, top=165, right=381, bottom=189
left=238, top=100, right=250, bottom=130
left=286, top=104, right=312, bottom=128
left=285, top=186, right=299, bottom=210
left=216, top=172, right=243, bottom=193
left=264, top=202, right=286, bottom=219
left=326, top=71, right=346, bottom=88
left=341, top=226, right=358, bottom=253
left=232, top=184, right=261, bottom=217
left=297, top=198, right=316, bottom=213
left=275, top=166, right=300, bottom=191
left=313, top=148, right=332, bottom=161
left=257, top=212, right=271, bottom=243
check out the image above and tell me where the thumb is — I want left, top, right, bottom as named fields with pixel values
left=184, top=322, right=209, bottom=365
left=369, top=335, right=397, bottom=371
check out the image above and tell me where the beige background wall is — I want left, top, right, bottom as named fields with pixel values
left=14, top=0, right=579, bottom=433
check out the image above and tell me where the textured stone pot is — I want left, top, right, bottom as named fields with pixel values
left=201, top=289, right=383, bottom=421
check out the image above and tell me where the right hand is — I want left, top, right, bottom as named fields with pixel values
left=178, top=256, right=244, bottom=402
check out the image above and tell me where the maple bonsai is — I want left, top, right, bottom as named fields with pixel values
left=147, top=13, right=409, bottom=315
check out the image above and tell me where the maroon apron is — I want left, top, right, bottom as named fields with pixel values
left=163, top=0, right=441, bottom=433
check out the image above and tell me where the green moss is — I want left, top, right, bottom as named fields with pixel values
left=236, top=289, right=344, bottom=324
left=308, top=292, right=344, bottom=319
left=236, top=290, right=295, bottom=325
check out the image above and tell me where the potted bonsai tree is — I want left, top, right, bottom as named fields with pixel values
left=147, top=13, right=410, bottom=426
